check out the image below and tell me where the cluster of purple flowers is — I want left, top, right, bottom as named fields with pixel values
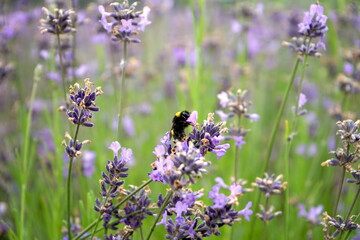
left=39, top=7, right=75, bottom=35
left=67, top=78, right=103, bottom=127
left=283, top=3, right=328, bottom=56
left=156, top=178, right=252, bottom=239
left=322, top=120, right=360, bottom=167
left=149, top=112, right=230, bottom=189
left=252, top=173, right=287, bottom=222
left=93, top=142, right=155, bottom=239
left=322, top=212, right=359, bottom=239
left=98, top=0, right=151, bottom=43
left=216, top=89, right=259, bottom=148
left=320, top=119, right=360, bottom=238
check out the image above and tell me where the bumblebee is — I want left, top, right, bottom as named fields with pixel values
left=170, top=110, right=191, bottom=141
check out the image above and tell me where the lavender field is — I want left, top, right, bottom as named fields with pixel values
left=0, top=0, right=359, bottom=239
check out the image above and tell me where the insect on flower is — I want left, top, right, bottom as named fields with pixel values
left=170, top=110, right=191, bottom=141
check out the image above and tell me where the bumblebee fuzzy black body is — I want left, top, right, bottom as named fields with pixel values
left=170, top=110, right=191, bottom=141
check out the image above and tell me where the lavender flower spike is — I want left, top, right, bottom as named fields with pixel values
left=298, top=4, right=328, bottom=39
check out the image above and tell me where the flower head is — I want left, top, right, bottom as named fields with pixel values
left=67, top=79, right=103, bottom=127
left=252, top=173, right=287, bottom=198
left=39, top=7, right=75, bottom=35
left=298, top=4, right=328, bottom=39
left=98, top=1, right=151, bottom=43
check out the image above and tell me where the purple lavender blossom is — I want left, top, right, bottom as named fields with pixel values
left=216, top=89, right=258, bottom=150
left=323, top=213, right=359, bottom=238
left=82, top=151, right=96, bottom=177
left=119, top=188, right=154, bottom=229
left=298, top=4, right=328, bottom=41
left=292, top=92, right=308, bottom=116
left=98, top=1, right=151, bottom=43
left=298, top=204, right=323, bottom=225
left=238, top=201, right=253, bottom=221
left=94, top=142, right=130, bottom=217
left=108, top=141, right=121, bottom=157
left=208, top=184, right=228, bottom=209
left=122, top=114, right=135, bottom=137
left=39, top=7, right=75, bottom=35
left=188, top=113, right=230, bottom=159
left=67, top=79, right=103, bottom=127
left=284, top=3, right=328, bottom=56
left=252, top=173, right=287, bottom=198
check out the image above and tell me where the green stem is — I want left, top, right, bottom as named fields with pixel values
left=341, top=93, right=348, bottom=112
left=73, top=220, right=97, bottom=240
left=284, top=138, right=290, bottom=240
left=284, top=51, right=310, bottom=240
left=117, top=40, right=128, bottom=141
left=146, top=191, right=173, bottom=240
left=262, top=197, right=270, bottom=240
left=345, top=186, right=360, bottom=222
left=333, top=167, right=346, bottom=217
left=73, top=179, right=153, bottom=240
left=140, top=225, right=144, bottom=240
left=250, top=57, right=300, bottom=240
left=90, top=186, right=111, bottom=240
left=344, top=213, right=360, bottom=240
left=67, top=120, right=81, bottom=240
left=56, top=33, right=68, bottom=108
left=234, top=115, right=241, bottom=180
left=78, top=208, right=157, bottom=240
left=19, top=65, right=41, bottom=240
left=263, top=58, right=301, bottom=173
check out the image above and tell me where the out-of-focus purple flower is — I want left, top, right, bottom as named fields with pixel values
left=298, top=93, right=307, bottom=108
left=172, top=46, right=186, bottom=67
left=292, top=92, right=308, bottom=116
left=138, top=6, right=152, bottom=32
left=247, top=113, right=260, bottom=122
left=186, top=111, right=198, bottom=125
left=252, top=173, right=287, bottom=198
left=302, top=81, right=318, bottom=102
left=217, top=91, right=230, bottom=108
left=344, top=62, right=354, bottom=76
left=98, top=1, right=151, bottom=43
left=231, top=19, right=242, bottom=34
left=46, top=72, right=61, bottom=83
left=122, top=114, right=135, bottom=137
left=233, top=136, right=246, bottom=148
left=82, top=150, right=96, bottom=177
left=298, top=204, right=323, bottom=225
left=34, top=128, right=55, bottom=156
left=238, top=201, right=253, bottom=221
left=108, top=141, right=121, bottom=157
left=296, top=143, right=317, bottom=158
left=215, top=110, right=232, bottom=121
left=121, top=147, right=133, bottom=165
left=39, top=7, right=75, bottom=35
left=327, top=135, right=336, bottom=151
left=119, top=19, right=134, bottom=33
left=217, top=89, right=259, bottom=122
